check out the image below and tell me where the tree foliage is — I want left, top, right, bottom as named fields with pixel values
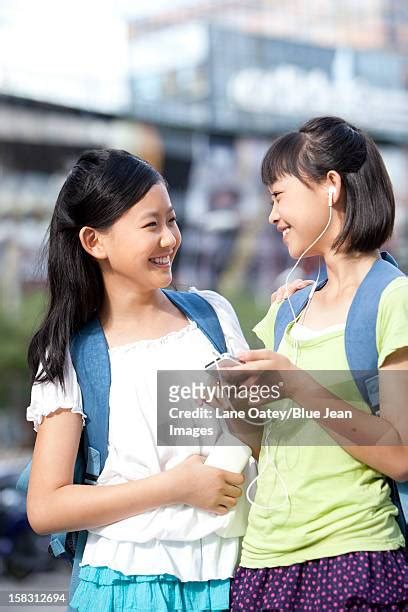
left=0, top=291, right=46, bottom=410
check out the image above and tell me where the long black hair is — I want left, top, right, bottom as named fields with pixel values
left=28, top=149, right=163, bottom=388
left=261, top=116, right=395, bottom=253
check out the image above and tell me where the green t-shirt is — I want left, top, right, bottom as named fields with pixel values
left=240, top=277, right=407, bottom=568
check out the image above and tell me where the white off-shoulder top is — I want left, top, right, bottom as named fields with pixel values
left=26, top=289, right=255, bottom=582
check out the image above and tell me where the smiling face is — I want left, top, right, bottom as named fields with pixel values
left=84, top=182, right=182, bottom=292
left=268, top=174, right=340, bottom=259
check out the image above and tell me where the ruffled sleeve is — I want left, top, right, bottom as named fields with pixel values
left=188, top=287, right=249, bottom=354
left=26, top=350, right=86, bottom=432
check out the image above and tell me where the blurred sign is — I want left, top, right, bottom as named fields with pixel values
left=128, top=24, right=408, bottom=141
left=214, top=29, right=408, bottom=139
left=226, top=62, right=408, bottom=133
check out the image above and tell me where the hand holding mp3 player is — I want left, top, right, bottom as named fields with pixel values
left=204, top=352, right=243, bottom=370
left=205, top=352, right=257, bottom=390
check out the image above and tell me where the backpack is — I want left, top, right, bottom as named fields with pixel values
left=17, top=289, right=227, bottom=608
left=273, top=251, right=407, bottom=540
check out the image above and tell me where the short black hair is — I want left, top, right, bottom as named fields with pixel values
left=261, top=116, right=395, bottom=253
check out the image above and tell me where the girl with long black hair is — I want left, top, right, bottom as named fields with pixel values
left=26, top=149, right=254, bottom=611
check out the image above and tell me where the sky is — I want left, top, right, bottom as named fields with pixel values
left=0, top=0, right=199, bottom=111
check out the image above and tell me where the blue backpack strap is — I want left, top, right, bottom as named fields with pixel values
left=54, top=317, right=112, bottom=596
left=345, top=253, right=404, bottom=410
left=70, top=317, right=111, bottom=476
left=273, top=280, right=327, bottom=351
left=16, top=461, right=31, bottom=494
left=380, top=250, right=399, bottom=268
left=32, top=319, right=110, bottom=571
left=345, top=252, right=406, bottom=538
left=16, top=319, right=107, bottom=566
left=163, top=289, right=227, bottom=354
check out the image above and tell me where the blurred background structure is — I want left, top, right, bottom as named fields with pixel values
left=1, top=0, right=408, bottom=442
left=0, top=0, right=407, bottom=593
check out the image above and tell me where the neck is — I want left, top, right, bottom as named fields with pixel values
left=321, top=249, right=380, bottom=297
left=98, top=275, right=168, bottom=328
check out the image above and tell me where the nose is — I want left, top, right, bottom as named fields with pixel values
left=269, top=201, right=280, bottom=225
left=160, top=226, right=177, bottom=249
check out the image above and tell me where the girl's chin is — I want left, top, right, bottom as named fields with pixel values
left=287, top=242, right=308, bottom=259
left=160, top=276, right=173, bottom=288
left=153, top=271, right=173, bottom=288
left=288, top=246, right=319, bottom=260
left=287, top=244, right=301, bottom=259
left=285, top=235, right=313, bottom=259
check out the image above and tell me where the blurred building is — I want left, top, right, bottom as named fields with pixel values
left=127, top=1, right=408, bottom=137
left=0, top=0, right=407, bottom=446
left=128, top=1, right=408, bottom=53
left=0, top=94, right=163, bottom=313
left=1, top=0, right=408, bottom=310
left=126, top=0, right=408, bottom=289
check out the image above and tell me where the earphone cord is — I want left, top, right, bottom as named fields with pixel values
left=246, top=194, right=334, bottom=510
left=213, top=351, right=290, bottom=511
left=212, top=193, right=333, bottom=511
left=285, top=204, right=332, bottom=323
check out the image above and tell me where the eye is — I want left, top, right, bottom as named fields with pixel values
left=169, top=216, right=177, bottom=223
left=143, top=221, right=157, bottom=228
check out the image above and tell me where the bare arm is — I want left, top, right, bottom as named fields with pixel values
left=236, top=348, right=408, bottom=482
left=27, top=409, right=244, bottom=536
left=339, top=347, right=408, bottom=481
left=289, top=347, right=408, bottom=481
left=268, top=280, right=408, bottom=478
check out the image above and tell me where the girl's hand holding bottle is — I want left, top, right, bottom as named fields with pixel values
left=169, top=454, right=244, bottom=515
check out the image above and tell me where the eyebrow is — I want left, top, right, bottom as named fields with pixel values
left=139, top=207, right=175, bottom=218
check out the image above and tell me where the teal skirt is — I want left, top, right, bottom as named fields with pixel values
left=69, top=565, right=230, bottom=611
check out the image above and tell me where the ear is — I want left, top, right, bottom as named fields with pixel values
left=78, top=226, right=108, bottom=260
left=324, top=171, right=342, bottom=205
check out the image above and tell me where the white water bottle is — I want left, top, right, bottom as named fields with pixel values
left=204, top=433, right=252, bottom=537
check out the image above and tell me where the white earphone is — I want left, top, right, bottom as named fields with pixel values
left=327, top=186, right=336, bottom=207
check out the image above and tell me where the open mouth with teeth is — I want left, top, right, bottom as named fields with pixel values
left=149, top=256, right=171, bottom=268
left=281, top=226, right=291, bottom=238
